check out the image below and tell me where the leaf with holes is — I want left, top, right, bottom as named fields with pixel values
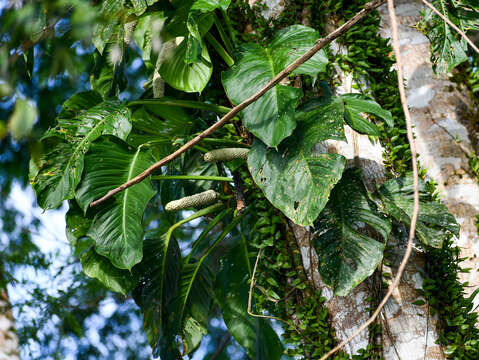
left=314, top=169, right=390, bottom=296
left=222, top=25, right=328, bottom=147
left=75, top=137, right=156, bottom=270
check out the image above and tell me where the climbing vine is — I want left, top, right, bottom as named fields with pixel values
left=333, top=1, right=479, bottom=359
left=15, top=0, right=478, bottom=359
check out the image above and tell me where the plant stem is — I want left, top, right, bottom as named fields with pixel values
left=221, top=9, right=237, bottom=47
left=205, top=32, right=235, bottom=67
left=214, top=13, right=234, bottom=54
left=193, top=145, right=209, bottom=153
left=127, top=98, right=231, bottom=114
left=186, top=208, right=233, bottom=263
left=90, top=0, right=388, bottom=208
left=201, top=138, right=250, bottom=147
left=151, top=175, right=233, bottom=182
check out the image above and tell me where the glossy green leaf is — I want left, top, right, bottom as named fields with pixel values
left=30, top=99, right=131, bottom=210
left=81, top=248, right=138, bottom=294
left=340, top=93, right=394, bottom=135
left=314, top=169, right=389, bottom=296
left=215, top=244, right=283, bottom=360
left=248, top=105, right=346, bottom=226
left=377, top=174, right=459, bottom=248
left=75, top=137, right=156, bottom=270
left=133, top=235, right=182, bottom=359
left=191, top=0, right=231, bottom=12
left=222, top=25, right=328, bottom=147
left=159, top=38, right=212, bottom=93
left=175, top=211, right=242, bottom=341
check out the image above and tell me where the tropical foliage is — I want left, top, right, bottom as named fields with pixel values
left=1, top=0, right=477, bottom=358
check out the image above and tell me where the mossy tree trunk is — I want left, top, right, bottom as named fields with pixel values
left=256, top=0, right=479, bottom=358
left=379, top=0, right=479, bottom=303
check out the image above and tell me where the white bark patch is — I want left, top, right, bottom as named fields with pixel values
left=407, top=85, right=436, bottom=108
left=380, top=0, right=479, bottom=304
left=381, top=235, right=445, bottom=360
left=251, top=0, right=285, bottom=19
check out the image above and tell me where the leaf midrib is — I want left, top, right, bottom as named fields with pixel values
left=121, top=146, right=142, bottom=246
left=59, top=106, right=120, bottom=187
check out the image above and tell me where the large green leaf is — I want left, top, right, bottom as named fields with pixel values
left=133, top=235, right=182, bottom=359
left=65, top=200, right=137, bottom=294
left=75, top=137, right=156, bottom=270
left=419, top=0, right=468, bottom=73
left=314, top=169, right=390, bottom=296
left=222, top=25, right=328, bottom=147
left=215, top=244, right=283, bottom=360
left=376, top=174, right=459, bottom=248
left=248, top=104, right=346, bottom=226
left=300, top=91, right=393, bottom=137
left=133, top=206, right=222, bottom=358
left=81, top=248, right=138, bottom=294
left=30, top=98, right=131, bottom=210
left=159, top=38, right=212, bottom=93
left=340, top=93, right=394, bottom=135
left=175, top=211, right=241, bottom=346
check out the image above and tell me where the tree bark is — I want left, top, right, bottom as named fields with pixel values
left=378, top=0, right=479, bottom=306
left=0, top=280, right=20, bottom=360
left=256, top=0, right=478, bottom=357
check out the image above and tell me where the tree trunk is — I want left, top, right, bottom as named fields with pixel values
left=256, top=0, right=478, bottom=357
left=378, top=0, right=479, bottom=305
left=0, top=279, right=20, bottom=360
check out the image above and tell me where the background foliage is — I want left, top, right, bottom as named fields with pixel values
left=1, top=0, right=478, bottom=359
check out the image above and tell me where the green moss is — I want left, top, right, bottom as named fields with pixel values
left=332, top=2, right=479, bottom=358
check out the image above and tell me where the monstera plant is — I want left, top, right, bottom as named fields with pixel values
left=24, top=0, right=474, bottom=358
